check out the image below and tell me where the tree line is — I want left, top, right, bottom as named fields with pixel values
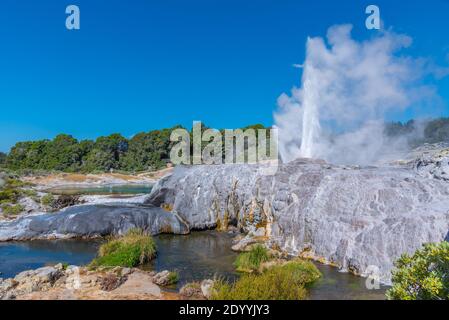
left=384, top=117, right=449, bottom=144
left=1, top=118, right=448, bottom=173
left=0, top=124, right=268, bottom=173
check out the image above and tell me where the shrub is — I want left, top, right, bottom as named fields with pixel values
left=212, top=259, right=321, bottom=300
left=90, top=228, right=157, bottom=268
left=5, top=178, right=30, bottom=188
left=41, top=194, right=55, bottom=206
left=234, top=245, right=270, bottom=272
left=167, top=271, right=180, bottom=285
left=0, top=188, right=21, bottom=204
left=387, top=242, right=449, bottom=300
left=21, top=189, right=37, bottom=197
left=1, top=204, right=25, bottom=216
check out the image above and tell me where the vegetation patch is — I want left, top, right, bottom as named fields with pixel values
left=1, top=204, right=25, bottom=216
left=167, top=271, right=180, bottom=285
left=387, top=241, right=449, bottom=300
left=0, top=177, right=36, bottom=217
left=90, top=228, right=157, bottom=268
left=234, top=244, right=270, bottom=273
left=212, top=259, right=321, bottom=300
left=41, top=194, right=55, bottom=206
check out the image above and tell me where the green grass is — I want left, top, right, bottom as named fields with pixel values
left=0, top=177, right=35, bottom=208
left=167, top=271, right=180, bottom=285
left=1, top=204, right=25, bottom=216
left=212, top=259, right=321, bottom=300
left=40, top=194, right=55, bottom=206
left=0, top=188, right=21, bottom=204
left=90, top=228, right=157, bottom=268
left=234, top=244, right=271, bottom=272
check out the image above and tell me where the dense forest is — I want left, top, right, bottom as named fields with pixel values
left=1, top=124, right=268, bottom=173
left=1, top=118, right=448, bottom=174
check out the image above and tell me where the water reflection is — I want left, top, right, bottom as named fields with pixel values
left=0, top=232, right=388, bottom=299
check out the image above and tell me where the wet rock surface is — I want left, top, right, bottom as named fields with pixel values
left=147, top=151, right=449, bottom=283
left=0, top=203, right=189, bottom=241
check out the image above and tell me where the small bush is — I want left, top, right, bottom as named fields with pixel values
left=234, top=245, right=270, bottom=272
left=90, top=228, right=157, bottom=268
left=21, top=189, right=37, bottom=197
left=387, top=242, right=449, bottom=300
left=212, top=259, right=321, bottom=300
left=0, top=188, right=21, bottom=204
left=167, top=271, right=180, bottom=285
left=5, top=178, right=30, bottom=188
left=1, top=204, right=25, bottom=216
left=41, top=194, right=55, bottom=206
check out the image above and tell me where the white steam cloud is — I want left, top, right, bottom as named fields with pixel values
left=274, top=24, right=441, bottom=165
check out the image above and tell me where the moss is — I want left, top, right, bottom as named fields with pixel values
left=234, top=245, right=271, bottom=273
left=212, top=259, right=321, bottom=300
left=90, top=228, right=157, bottom=268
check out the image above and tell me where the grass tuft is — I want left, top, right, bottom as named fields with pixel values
left=212, top=259, right=321, bottom=300
left=167, top=271, right=180, bottom=285
left=234, top=244, right=270, bottom=272
left=1, top=204, right=25, bottom=216
left=90, top=228, right=157, bottom=268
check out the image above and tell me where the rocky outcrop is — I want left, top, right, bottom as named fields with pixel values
left=414, top=147, right=449, bottom=181
left=0, top=203, right=189, bottom=241
left=48, top=195, right=84, bottom=212
left=0, top=265, right=179, bottom=300
left=146, top=154, right=449, bottom=284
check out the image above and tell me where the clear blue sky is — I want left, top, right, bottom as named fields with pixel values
left=0, top=0, right=448, bottom=152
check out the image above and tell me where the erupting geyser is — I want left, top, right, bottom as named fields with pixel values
left=298, top=63, right=321, bottom=159
left=275, top=24, right=441, bottom=165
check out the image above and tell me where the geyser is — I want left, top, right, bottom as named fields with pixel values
left=275, top=24, right=442, bottom=165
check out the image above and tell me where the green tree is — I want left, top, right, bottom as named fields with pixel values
left=424, top=118, right=449, bottom=143
left=387, top=241, right=449, bottom=300
left=83, top=134, right=128, bottom=172
left=0, top=152, right=7, bottom=165
left=119, top=126, right=182, bottom=172
left=38, top=134, right=80, bottom=171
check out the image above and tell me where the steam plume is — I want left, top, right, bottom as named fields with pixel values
left=275, top=24, right=441, bottom=165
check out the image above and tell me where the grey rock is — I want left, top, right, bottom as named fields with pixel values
left=200, top=279, right=215, bottom=299
left=253, top=227, right=266, bottom=237
left=152, top=270, right=171, bottom=286
left=121, top=268, right=132, bottom=277
left=147, top=157, right=449, bottom=284
left=179, top=282, right=203, bottom=299
left=414, top=148, right=449, bottom=181
left=0, top=203, right=189, bottom=241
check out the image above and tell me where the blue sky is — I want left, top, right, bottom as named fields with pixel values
left=0, top=0, right=448, bottom=152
